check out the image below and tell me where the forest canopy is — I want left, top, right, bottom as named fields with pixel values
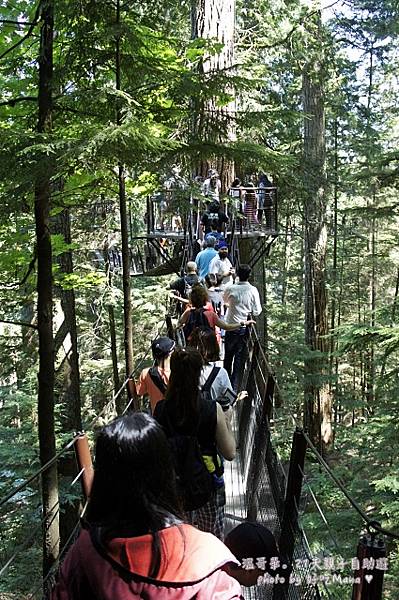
left=0, top=0, right=398, bottom=597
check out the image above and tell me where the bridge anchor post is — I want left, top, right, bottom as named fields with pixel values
left=351, top=532, right=386, bottom=600
left=273, top=427, right=307, bottom=599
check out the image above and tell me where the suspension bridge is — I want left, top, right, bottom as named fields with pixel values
left=0, top=187, right=397, bottom=600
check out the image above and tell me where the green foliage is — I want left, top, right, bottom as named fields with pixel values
left=1, top=0, right=399, bottom=595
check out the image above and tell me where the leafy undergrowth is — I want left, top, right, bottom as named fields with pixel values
left=300, top=406, right=399, bottom=599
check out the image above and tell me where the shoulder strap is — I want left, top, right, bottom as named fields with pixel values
left=148, top=366, right=167, bottom=394
left=202, top=366, right=220, bottom=392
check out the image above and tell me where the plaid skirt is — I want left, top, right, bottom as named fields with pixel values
left=185, top=485, right=226, bottom=540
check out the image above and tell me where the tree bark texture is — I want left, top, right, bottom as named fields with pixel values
left=302, top=21, right=332, bottom=450
left=52, top=209, right=82, bottom=432
left=102, top=243, right=122, bottom=405
left=115, top=0, right=135, bottom=404
left=34, top=0, right=59, bottom=577
left=52, top=209, right=82, bottom=548
left=108, top=305, right=122, bottom=400
left=191, top=0, right=236, bottom=190
left=366, top=206, right=376, bottom=407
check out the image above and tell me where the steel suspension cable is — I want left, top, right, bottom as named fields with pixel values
left=0, top=435, right=80, bottom=510
left=248, top=326, right=399, bottom=540
left=0, top=500, right=60, bottom=577
left=1, top=319, right=165, bottom=510
left=27, top=500, right=89, bottom=600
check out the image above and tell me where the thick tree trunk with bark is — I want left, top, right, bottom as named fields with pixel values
left=191, top=0, right=236, bottom=190
left=34, top=0, right=59, bottom=577
left=366, top=206, right=376, bottom=408
left=53, top=209, right=82, bottom=432
left=103, top=242, right=122, bottom=403
left=108, top=305, right=121, bottom=397
left=52, top=208, right=82, bottom=548
left=302, top=19, right=333, bottom=451
left=115, top=0, right=135, bottom=406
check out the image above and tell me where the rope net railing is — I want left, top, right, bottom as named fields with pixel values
left=226, top=324, right=396, bottom=599
left=0, top=330, right=164, bottom=597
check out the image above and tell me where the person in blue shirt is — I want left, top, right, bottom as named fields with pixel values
left=205, top=220, right=225, bottom=245
left=195, top=235, right=218, bottom=280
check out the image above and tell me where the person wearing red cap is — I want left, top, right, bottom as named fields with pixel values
left=136, top=337, right=175, bottom=413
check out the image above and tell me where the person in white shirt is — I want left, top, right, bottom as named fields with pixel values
left=209, top=241, right=235, bottom=289
left=202, top=169, right=221, bottom=202
left=223, top=264, right=262, bottom=390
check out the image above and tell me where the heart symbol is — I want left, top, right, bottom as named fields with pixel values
left=365, top=575, right=373, bottom=583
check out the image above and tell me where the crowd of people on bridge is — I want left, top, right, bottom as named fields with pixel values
left=50, top=255, right=284, bottom=598
left=151, top=166, right=275, bottom=234
left=51, top=412, right=282, bottom=599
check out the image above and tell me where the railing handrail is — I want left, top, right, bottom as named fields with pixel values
left=247, top=326, right=399, bottom=541
left=0, top=332, right=160, bottom=509
left=0, top=435, right=80, bottom=510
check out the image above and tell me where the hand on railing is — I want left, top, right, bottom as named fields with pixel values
left=242, top=319, right=256, bottom=327
left=169, top=291, right=189, bottom=304
left=236, top=390, right=248, bottom=402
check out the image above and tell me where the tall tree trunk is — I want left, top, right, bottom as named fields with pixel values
left=34, top=0, right=59, bottom=578
left=191, top=0, right=236, bottom=189
left=366, top=203, right=376, bottom=408
left=281, top=214, right=291, bottom=305
left=302, top=11, right=332, bottom=451
left=115, top=0, right=135, bottom=405
left=52, top=208, right=82, bottom=548
left=103, top=243, right=122, bottom=404
left=334, top=215, right=346, bottom=423
left=364, top=47, right=376, bottom=411
left=329, top=119, right=338, bottom=387
left=53, top=209, right=82, bottom=432
left=108, top=305, right=121, bottom=397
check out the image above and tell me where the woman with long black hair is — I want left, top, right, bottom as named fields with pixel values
left=154, top=347, right=236, bottom=541
left=51, top=412, right=242, bottom=599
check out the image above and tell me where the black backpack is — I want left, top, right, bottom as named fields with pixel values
left=200, top=365, right=220, bottom=403
left=157, top=404, right=215, bottom=512
left=148, top=366, right=167, bottom=395
left=169, top=432, right=215, bottom=511
left=183, top=275, right=198, bottom=299
left=183, top=308, right=212, bottom=342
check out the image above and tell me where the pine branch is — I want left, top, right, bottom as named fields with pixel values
left=0, top=96, right=37, bottom=107
left=0, top=19, right=35, bottom=26
left=0, top=0, right=42, bottom=62
left=241, top=2, right=340, bottom=52
left=0, top=319, right=37, bottom=330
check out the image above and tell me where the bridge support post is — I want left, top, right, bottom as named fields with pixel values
left=274, top=427, right=307, bottom=599
left=351, top=534, right=386, bottom=600
left=238, top=237, right=266, bottom=346
left=74, top=433, right=94, bottom=500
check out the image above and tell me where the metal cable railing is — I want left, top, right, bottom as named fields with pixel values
left=0, top=323, right=165, bottom=595
left=3, top=320, right=167, bottom=502
left=227, top=324, right=396, bottom=599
